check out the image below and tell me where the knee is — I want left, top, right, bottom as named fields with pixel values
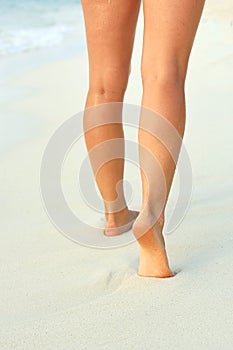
left=141, top=60, right=186, bottom=91
left=88, top=66, right=129, bottom=100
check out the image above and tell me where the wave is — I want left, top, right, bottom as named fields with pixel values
left=0, top=0, right=83, bottom=56
left=0, top=25, right=74, bottom=55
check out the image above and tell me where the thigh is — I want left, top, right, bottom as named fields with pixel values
left=141, top=0, right=206, bottom=80
left=81, top=0, right=141, bottom=85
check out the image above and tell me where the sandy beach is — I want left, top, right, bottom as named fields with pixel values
left=1, top=1, right=233, bottom=349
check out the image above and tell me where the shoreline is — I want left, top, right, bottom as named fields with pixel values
left=1, top=2, right=233, bottom=157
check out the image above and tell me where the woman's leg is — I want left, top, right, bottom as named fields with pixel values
left=133, top=0, right=206, bottom=277
left=81, top=0, right=141, bottom=235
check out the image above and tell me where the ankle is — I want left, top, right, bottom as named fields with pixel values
left=132, top=208, right=165, bottom=242
left=105, top=206, right=129, bottom=222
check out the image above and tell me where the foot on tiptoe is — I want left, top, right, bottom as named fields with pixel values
left=104, top=208, right=139, bottom=236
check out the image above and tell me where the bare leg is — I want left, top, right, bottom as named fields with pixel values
left=133, top=0, right=206, bottom=277
left=81, top=0, right=141, bottom=235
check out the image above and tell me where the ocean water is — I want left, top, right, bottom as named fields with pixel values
left=0, top=0, right=85, bottom=56
left=0, top=0, right=87, bottom=156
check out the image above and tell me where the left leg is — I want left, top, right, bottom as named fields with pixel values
left=81, top=0, right=141, bottom=235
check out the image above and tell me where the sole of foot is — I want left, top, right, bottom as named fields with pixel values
left=137, top=268, right=181, bottom=279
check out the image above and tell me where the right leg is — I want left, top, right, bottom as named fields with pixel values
left=133, top=0, right=205, bottom=277
left=81, top=0, right=141, bottom=235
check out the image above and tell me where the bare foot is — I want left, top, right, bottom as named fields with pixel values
left=138, top=244, right=174, bottom=278
left=104, top=208, right=139, bottom=236
left=132, top=210, right=174, bottom=278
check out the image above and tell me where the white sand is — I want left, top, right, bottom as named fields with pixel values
left=1, top=2, right=233, bottom=349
